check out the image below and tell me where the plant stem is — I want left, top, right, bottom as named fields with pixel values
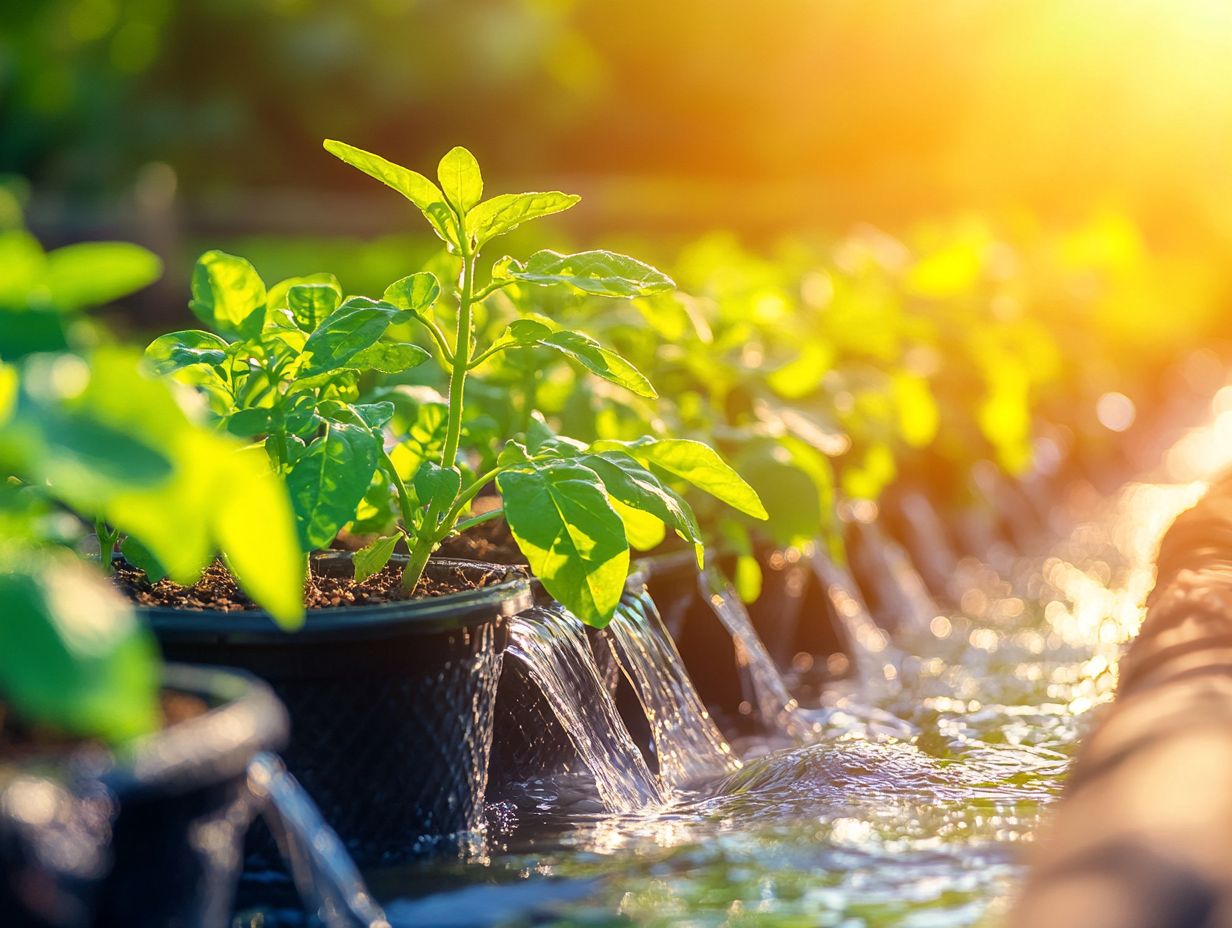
left=444, top=467, right=502, bottom=527
left=95, top=519, right=119, bottom=573
left=401, top=534, right=434, bottom=594
left=440, top=245, right=475, bottom=468
left=418, top=317, right=454, bottom=364
left=451, top=507, right=504, bottom=535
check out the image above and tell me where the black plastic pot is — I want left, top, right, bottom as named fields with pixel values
left=141, top=555, right=532, bottom=869
left=0, top=664, right=287, bottom=928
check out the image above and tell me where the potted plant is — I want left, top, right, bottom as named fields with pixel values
left=135, top=140, right=765, bottom=861
left=0, top=230, right=290, bottom=927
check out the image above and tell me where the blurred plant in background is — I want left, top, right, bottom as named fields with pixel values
left=0, top=188, right=303, bottom=743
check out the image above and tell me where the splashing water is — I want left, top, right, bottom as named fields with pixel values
left=851, top=518, right=940, bottom=636
left=698, top=566, right=817, bottom=740
left=871, top=519, right=944, bottom=633
left=248, top=753, right=390, bottom=928
left=505, top=605, right=663, bottom=812
left=898, top=489, right=962, bottom=596
left=606, top=587, right=741, bottom=793
left=810, top=549, right=901, bottom=692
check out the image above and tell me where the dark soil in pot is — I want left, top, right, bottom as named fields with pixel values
left=0, top=664, right=287, bottom=928
left=123, top=555, right=532, bottom=873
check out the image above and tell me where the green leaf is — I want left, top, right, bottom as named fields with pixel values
left=349, top=401, right=396, bottom=430
left=437, top=146, right=483, bottom=215
left=266, top=273, right=343, bottom=321
left=287, top=422, right=380, bottom=550
left=348, top=341, right=431, bottom=374
left=497, top=461, right=629, bottom=627
left=735, top=555, right=763, bottom=604
left=411, top=461, right=461, bottom=519
left=223, top=406, right=274, bottom=438
left=44, top=242, right=162, bottom=311
left=322, top=140, right=456, bottom=247
left=189, top=250, right=266, bottom=340
left=302, top=298, right=410, bottom=375
left=0, top=554, right=159, bottom=743
left=840, top=440, right=897, bottom=502
left=736, top=445, right=825, bottom=550
left=495, top=249, right=675, bottom=298
left=382, top=272, right=441, bottom=315
left=467, top=192, right=579, bottom=246
left=609, top=498, right=666, bottom=551
left=213, top=445, right=306, bottom=628
left=592, top=437, right=767, bottom=520
left=144, top=330, right=229, bottom=376
left=503, top=320, right=656, bottom=398
left=119, top=535, right=167, bottom=582
left=276, top=392, right=322, bottom=440
left=287, top=283, right=342, bottom=332
left=578, top=451, right=703, bottom=549
left=892, top=372, right=939, bottom=449
left=6, top=355, right=174, bottom=506
left=354, top=533, right=400, bottom=583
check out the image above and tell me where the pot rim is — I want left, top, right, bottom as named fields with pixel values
left=2, top=664, right=288, bottom=800
left=138, top=555, right=533, bottom=642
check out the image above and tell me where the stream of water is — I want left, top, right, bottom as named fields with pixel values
left=606, top=588, right=742, bottom=793
left=505, top=605, right=664, bottom=812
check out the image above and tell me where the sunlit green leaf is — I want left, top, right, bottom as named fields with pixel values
left=287, top=283, right=342, bottom=332
left=502, top=319, right=656, bottom=397
left=593, top=437, right=767, bottom=520
left=467, top=192, right=580, bottom=246
left=353, top=533, right=400, bottom=584
left=213, top=445, right=305, bottom=628
left=287, top=422, right=380, bottom=550
left=610, top=498, right=666, bottom=551
left=437, top=146, right=483, bottom=215
left=323, top=140, right=457, bottom=247
left=892, top=371, right=939, bottom=449
left=144, top=330, right=228, bottom=376
left=348, top=341, right=431, bottom=374
left=382, top=272, right=441, bottom=315
left=495, top=249, right=675, bottom=298
left=189, top=250, right=266, bottom=340
left=498, top=461, right=630, bottom=627
left=302, top=298, right=410, bottom=374
left=0, top=553, right=159, bottom=743
left=44, top=242, right=162, bottom=312
left=579, top=451, right=703, bottom=550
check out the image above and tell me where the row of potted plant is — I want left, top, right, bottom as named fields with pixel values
left=0, top=145, right=1183, bottom=923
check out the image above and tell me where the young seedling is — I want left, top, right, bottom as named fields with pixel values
left=325, top=141, right=768, bottom=626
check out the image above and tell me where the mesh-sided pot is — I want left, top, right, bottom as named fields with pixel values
left=0, top=664, right=287, bottom=928
left=142, top=555, right=531, bottom=870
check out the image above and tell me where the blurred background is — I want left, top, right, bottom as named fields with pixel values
left=4, top=0, right=1232, bottom=382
